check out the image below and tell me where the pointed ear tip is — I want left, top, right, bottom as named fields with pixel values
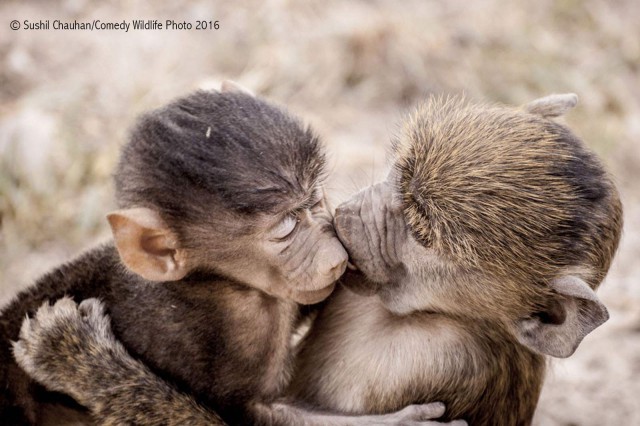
left=554, top=346, right=577, bottom=358
left=599, top=299, right=610, bottom=316
left=564, top=93, right=579, bottom=105
left=220, top=80, right=254, bottom=96
left=596, top=306, right=610, bottom=327
left=106, top=211, right=120, bottom=226
left=220, top=80, right=239, bottom=90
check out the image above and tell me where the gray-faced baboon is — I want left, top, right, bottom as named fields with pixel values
left=3, top=83, right=449, bottom=426
left=14, top=94, right=619, bottom=426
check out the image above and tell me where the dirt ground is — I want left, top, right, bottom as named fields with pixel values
left=1, top=1, right=639, bottom=424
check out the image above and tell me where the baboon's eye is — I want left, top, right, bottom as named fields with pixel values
left=271, top=215, right=298, bottom=240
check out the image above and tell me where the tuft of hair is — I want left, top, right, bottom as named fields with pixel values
left=115, top=90, right=326, bottom=235
left=393, top=95, right=622, bottom=289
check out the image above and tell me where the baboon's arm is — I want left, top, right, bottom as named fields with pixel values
left=13, top=297, right=462, bottom=426
left=12, top=297, right=224, bottom=426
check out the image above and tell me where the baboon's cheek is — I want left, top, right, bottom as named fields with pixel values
left=271, top=220, right=347, bottom=296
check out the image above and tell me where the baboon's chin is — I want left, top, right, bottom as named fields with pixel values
left=293, top=283, right=337, bottom=305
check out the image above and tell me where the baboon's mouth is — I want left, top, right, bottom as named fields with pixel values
left=296, top=282, right=337, bottom=304
left=339, top=267, right=380, bottom=296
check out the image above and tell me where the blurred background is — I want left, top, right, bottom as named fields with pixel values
left=1, top=0, right=638, bottom=424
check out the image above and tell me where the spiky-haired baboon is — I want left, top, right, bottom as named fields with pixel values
left=2, top=83, right=448, bottom=425
left=13, top=94, right=618, bottom=426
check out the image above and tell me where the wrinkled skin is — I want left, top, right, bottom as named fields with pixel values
left=334, top=181, right=409, bottom=296
left=254, top=194, right=348, bottom=304
left=334, top=180, right=452, bottom=317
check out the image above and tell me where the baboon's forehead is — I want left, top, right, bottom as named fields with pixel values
left=121, top=90, right=326, bottom=215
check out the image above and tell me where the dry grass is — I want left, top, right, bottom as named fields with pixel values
left=1, top=0, right=639, bottom=423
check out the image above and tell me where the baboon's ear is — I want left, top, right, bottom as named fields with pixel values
left=515, top=275, right=608, bottom=358
left=523, top=93, right=578, bottom=118
left=107, top=208, right=188, bottom=282
left=221, top=80, right=255, bottom=96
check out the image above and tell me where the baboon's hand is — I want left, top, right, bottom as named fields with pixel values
left=13, top=297, right=122, bottom=407
left=367, top=403, right=467, bottom=426
left=14, top=297, right=226, bottom=424
left=263, top=401, right=466, bottom=426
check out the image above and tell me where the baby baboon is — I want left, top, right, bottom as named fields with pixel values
left=14, top=94, right=618, bottom=426
left=289, top=94, right=622, bottom=425
left=2, top=84, right=446, bottom=425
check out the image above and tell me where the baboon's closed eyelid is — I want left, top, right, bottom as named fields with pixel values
left=269, top=215, right=299, bottom=241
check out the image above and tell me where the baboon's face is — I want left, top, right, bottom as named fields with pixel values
left=111, top=88, right=348, bottom=305
left=184, top=185, right=349, bottom=306
left=334, top=180, right=429, bottom=315
left=247, top=190, right=348, bottom=305
left=334, top=181, right=408, bottom=295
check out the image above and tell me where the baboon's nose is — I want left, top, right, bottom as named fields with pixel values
left=329, top=256, right=348, bottom=280
left=319, top=243, right=349, bottom=281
